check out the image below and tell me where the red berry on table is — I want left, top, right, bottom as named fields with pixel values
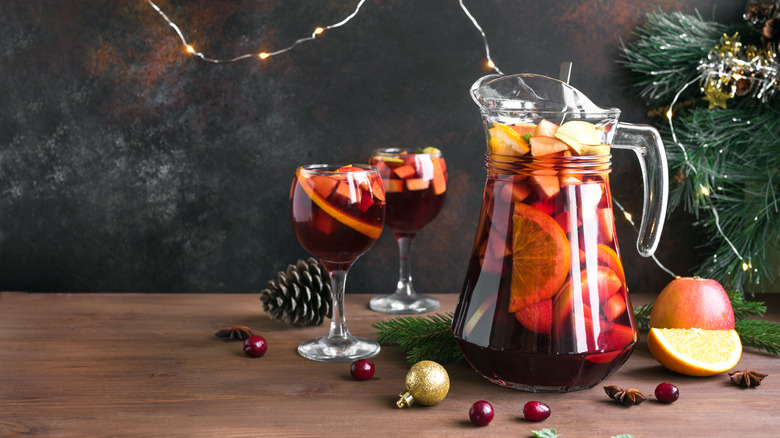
left=523, top=401, right=551, bottom=422
left=469, top=400, right=494, bottom=426
left=654, top=382, right=679, bottom=403
left=243, top=335, right=267, bottom=358
left=350, top=359, right=375, bottom=381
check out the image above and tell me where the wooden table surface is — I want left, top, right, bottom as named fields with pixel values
left=1, top=292, right=778, bottom=437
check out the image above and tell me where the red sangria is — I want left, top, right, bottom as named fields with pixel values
left=290, top=164, right=385, bottom=362
left=368, top=148, right=447, bottom=314
left=451, top=119, right=637, bottom=391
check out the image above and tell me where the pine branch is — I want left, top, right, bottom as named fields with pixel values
left=728, top=291, right=767, bottom=320
left=633, top=302, right=653, bottom=331
left=735, top=319, right=780, bottom=356
left=371, top=312, right=463, bottom=364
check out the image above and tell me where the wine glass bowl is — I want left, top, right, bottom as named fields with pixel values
left=290, top=164, right=385, bottom=362
left=368, top=148, right=447, bottom=314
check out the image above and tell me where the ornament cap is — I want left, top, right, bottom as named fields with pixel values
left=396, top=391, right=414, bottom=408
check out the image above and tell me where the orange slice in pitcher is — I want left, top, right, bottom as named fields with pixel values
left=509, top=203, right=571, bottom=312
left=296, top=172, right=382, bottom=239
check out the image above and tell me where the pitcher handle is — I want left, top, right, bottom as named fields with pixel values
left=612, top=122, right=669, bottom=257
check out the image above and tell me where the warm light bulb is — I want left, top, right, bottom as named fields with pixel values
left=186, top=45, right=196, bottom=54
left=487, top=60, right=495, bottom=69
left=259, top=52, right=270, bottom=59
left=314, top=27, right=324, bottom=35
left=624, top=211, right=633, bottom=222
left=700, top=185, right=710, bottom=196
left=742, top=262, right=749, bottom=271
left=666, top=108, right=673, bottom=120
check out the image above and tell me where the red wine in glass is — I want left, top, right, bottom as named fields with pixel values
left=368, top=148, right=447, bottom=314
left=290, top=164, right=385, bottom=362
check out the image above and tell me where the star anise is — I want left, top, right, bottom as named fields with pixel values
left=214, top=325, right=254, bottom=341
left=604, top=385, right=647, bottom=406
left=728, top=369, right=768, bottom=387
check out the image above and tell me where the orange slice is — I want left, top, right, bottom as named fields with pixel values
left=647, top=328, right=742, bottom=376
left=509, top=203, right=571, bottom=312
left=296, top=173, right=383, bottom=239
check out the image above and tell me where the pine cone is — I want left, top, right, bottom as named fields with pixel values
left=259, top=258, right=333, bottom=326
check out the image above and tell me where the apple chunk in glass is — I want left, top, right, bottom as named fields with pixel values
left=290, top=164, right=385, bottom=362
left=368, top=147, right=447, bottom=314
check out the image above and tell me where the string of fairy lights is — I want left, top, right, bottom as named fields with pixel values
left=146, top=0, right=739, bottom=279
left=146, top=0, right=502, bottom=72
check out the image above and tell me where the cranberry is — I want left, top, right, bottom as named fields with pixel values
left=654, top=382, right=679, bottom=403
left=523, top=401, right=551, bottom=422
left=243, top=335, right=267, bottom=358
left=469, top=400, right=494, bottom=427
left=350, top=359, right=375, bottom=381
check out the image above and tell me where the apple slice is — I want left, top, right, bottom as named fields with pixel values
left=553, top=211, right=582, bottom=234
left=383, top=178, right=404, bottom=193
left=498, top=182, right=532, bottom=203
left=597, top=207, right=615, bottom=244
left=604, top=293, right=628, bottom=322
left=529, top=174, right=560, bottom=199
left=334, top=180, right=360, bottom=204
left=431, top=158, right=447, bottom=195
left=393, top=164, right=416, bottom=179
left=514, top=299, right=553, bottom=334
left=555, top=121, right=599, bottom=145
left=371, top=178, right=386, bottom=202
left=405, top=178, right=430, bottom=191
left=530, top=136, right=569, bottom=157
left=534, top=119, right=559, bottom=137
left=510, top=123, right=537, bottom=136
left=310, top=175, right=338, bottom=199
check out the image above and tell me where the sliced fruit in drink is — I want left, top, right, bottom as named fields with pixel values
left=383, top=178, right=404, bottom=193
left=587, top=323, right=636, bottom=363
left=534, top=119, right=559, bottom=137
left=553, top=211, right=581, bottom=234
left=514, top=298, right=553, bottom=334
left=405, top=178, right=430, bottom=191
left=393, top=164, right=417, bottom=179
left=647, top=328, right=742, bottom=376
left=555, top=121, right=599, bottom=146
left=295, top=173, right=383, bottom=239
left=582, top=144, right=611, bottom=155
left=488, top=123, right=530, bottom=155
left=498, top=182, right=532, bottom=204
left=510, top=123, right=537, bottom=136
left=529, top=174, right=560, bottom=199
left=603, top=293, right=628, bottom=322
left=334, top=180, right=360, bottom=204
left=431, top=157, right=447, bottom=195
left=530, top=136, right=570, bottom=157
left=597, top=207, right=615, bottom=244
left=422, top=146, right=441, bottom=155
left=313, top=209, right=338, bottom=235
left=509, top=203, right=571, bottom=312
left=310, top=175, right=339, bottom=199
left=595, top=243, right=626, bottom=286
left=371, top=178, right=386, bottom=201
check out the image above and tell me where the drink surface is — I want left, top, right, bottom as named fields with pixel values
left=290, top=165, right=385, bottom=266
left=370, top=150, right=447, bottom=237
left=452, top=118, right=636, bottom=392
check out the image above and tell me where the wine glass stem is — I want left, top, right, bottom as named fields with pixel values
left=395, top=236, right=416, bottom=297
left=327, top=268, right=351, bottom=341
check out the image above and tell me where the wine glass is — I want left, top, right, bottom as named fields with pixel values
left=289, top=164, right=385, bottom=362
left=368, top=148, right=447, bottom=314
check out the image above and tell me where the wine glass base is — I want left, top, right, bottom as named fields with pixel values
left=369, top=293, right=440, bottom=314
left=297, top=335, right=381, bottom=363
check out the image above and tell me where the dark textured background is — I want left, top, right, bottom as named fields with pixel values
left=0, top=1, right=745, bottom=294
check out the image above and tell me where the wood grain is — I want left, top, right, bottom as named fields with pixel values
left=1, top=292, right=778, bottom=437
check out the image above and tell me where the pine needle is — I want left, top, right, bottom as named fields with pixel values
left=371, top=312, right=463, bottom=364
left=735, top=319, right=780, bottom=356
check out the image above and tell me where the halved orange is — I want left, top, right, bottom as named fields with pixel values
left=647, top=328, right=742, bottom=376
left=509, top=203, right=570, bottom=312
left=296, top=173, right=383, bottom=239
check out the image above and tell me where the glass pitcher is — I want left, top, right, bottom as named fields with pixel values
left=451, top=74, right=668, bottom=392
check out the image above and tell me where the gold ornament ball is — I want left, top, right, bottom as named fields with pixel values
left=396, top=360, right=450, bottom=408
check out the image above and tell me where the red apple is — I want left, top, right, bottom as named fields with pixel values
left=649, top=277, right=735, bottom=330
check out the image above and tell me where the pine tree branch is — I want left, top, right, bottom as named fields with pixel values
left=735, top=319, right=780, bottom=356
